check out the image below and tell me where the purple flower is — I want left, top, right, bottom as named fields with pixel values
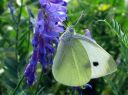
left=24, top=49, right=38, bottom=85
left=8, top=0, right=15, bottom=14
left=85, top=29, right=96, bottom=43
left=24, top=0, right=67, bottom=85
left=40, top=0, right=67, bottom=5
left=72, top=84, right=92, bottom=95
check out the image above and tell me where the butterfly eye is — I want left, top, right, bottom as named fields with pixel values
left=93, top=62, right=99, bottom=66
left=69, top=27, right=74, bottom=32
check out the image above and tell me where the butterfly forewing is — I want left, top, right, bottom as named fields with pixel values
left=52, top=38, right=91, bottom=86
left=73, top=34, right=117, bottom=78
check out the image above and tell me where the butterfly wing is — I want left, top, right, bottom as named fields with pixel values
left=73, top=34, right=117, bottom=78
left=52, top=38, right=91, bottom=86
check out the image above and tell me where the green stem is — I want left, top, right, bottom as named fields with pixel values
left=36, top=87, right=45, bottom=95
left=11, top=75, right=24, bottom=95
left=97, top=19, right=121, bottom=37
left=10, top=0, right=23, bottom=63
left=15, top=0, right=23, bottom=63
left=34, top=71, right=43, bottom=95
left=97, top=20, right=113, bottom=29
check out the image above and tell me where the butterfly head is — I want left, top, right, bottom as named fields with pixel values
left=68, top=26, right=74, bottom=33
left=60, top=26, right=75, bottom=41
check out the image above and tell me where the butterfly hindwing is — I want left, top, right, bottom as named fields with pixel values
left=52, top=38, right=91, bottom=86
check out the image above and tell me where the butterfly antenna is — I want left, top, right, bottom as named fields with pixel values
left=73, top=11, right=85, bottom=27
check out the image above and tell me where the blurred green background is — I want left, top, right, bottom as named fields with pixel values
left=0, top=0, right=128, bottom=95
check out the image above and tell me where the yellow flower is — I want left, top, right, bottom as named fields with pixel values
left=98, top=4, right=111, bottom=11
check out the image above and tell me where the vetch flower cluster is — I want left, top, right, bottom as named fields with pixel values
left=24, top=0, right=67, bottom=85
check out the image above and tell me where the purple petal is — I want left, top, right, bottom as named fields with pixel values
left=38, top=52, right=47, bottom=71
left=62, top=1, right=67, bottom=6
left=45, top=3, right=67, bottom=22
left=85, top=29, right=96, bottom=43
left=46, top=44, right=55, bottom=53
left=49, top=0, right=63, bottom=3
left=8, top=0, right=15, bottom=14
left=38, top=38, right=46, bottom=53
left=85, top=84, right=92, bottom=89
left=46, top=3, right=67, bottom=13
left=48, top=12, right=67, bottom=22
left=40, top=0, right=47, bottom=6
left=24, top=50, right=38, bottom=85
left=32, top=32, right=39, bottom=48
left=85, top=29, right=92, bottom=38
left=46, top=31, right=60, bottom=37
left=53, top=25, right=64, bottom=32
left=36, top=10, right=44, bottom=33
left=24, top=63, right=36, bottom=85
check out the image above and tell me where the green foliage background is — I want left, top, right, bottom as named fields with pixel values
left=0, top=0, right=128, bottom=95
